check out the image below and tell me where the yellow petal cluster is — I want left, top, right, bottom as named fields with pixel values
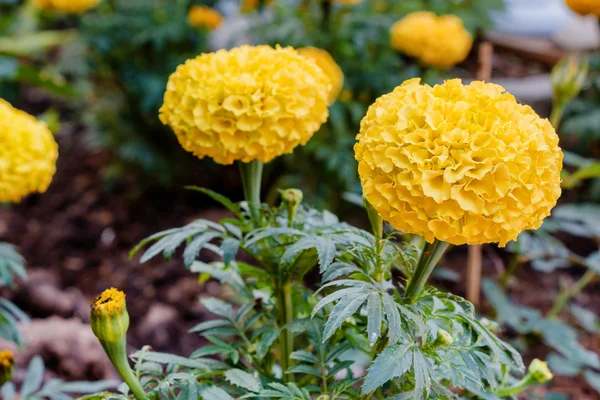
left=298, top=47, right=344, bottom=104
left=187, top=6, right=223, bottom=30
left=0, top=100, right=58, bottom=203
left=92, top=288, right=126, bottom=315
left=355, top=79, right=563, bottom=247
left=390, top=11, right=473, bottom=68
left=33, top=0, right=99, bottom=13
left=159, top=45, right=330, bottom=165
left=566, top=0, right=600, bottom=16
left=0, top=350, right=13, bottom=369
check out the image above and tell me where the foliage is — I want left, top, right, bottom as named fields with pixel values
left=80, top=189, right=537, bottom=399
left=0, top=355, right=118, bottom=399
left=0, top=242, right=29, bottom=347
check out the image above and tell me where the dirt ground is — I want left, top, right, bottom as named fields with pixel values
left=1, top=130, right=598, bottom=399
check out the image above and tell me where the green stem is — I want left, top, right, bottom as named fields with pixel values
left=321, top=0, right=332, bottom=33
left=404, top=239, right=449, bottom=302
left=101, top=340, right=147, bottom=400
left=495, top=376, right=535, bottom=397
left=547, top=269, right=596, bottom=318
left=276, top=280, right=295, bottom=382
left=239, top=160, right=263, bottom=226
left=363, top=197, right=384, bottom=281
left=549, top=102, right=565, bottom=129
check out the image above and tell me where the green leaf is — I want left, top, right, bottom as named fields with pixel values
left=287, top=364, right=321, bottom=377
left=584, top=370, right=600, bottom=394
left=322, top=291, right=369, bottom=341
left=201, top=298, right=234, bottom=320
left=366, top=292, right=382, bottom=346
left=183, top=232, right=222, bottom=267
left=382, top=292, right=404, bottom=345
left=256, top=326, right=280, bottom=360
left=189, top=319, right=232, bottom=334
left=200, top=386, right=234, bottom=400
left=412, top=348, right=432, bottom=400
left=361, top=344, right=412, bottom=394
left=21, top=356, right=44, bottom=397
left=244, top=227, right=306, bottom=247
left=570, top=305, right=600, bottom=333
left=132, top=351, right=228, bottom=371
left=221, top=238, right=240, bottom=266
left=185, top=187, right=244, bottom=219
left=224, top=369, right=261, bottom=393
left=290, top=350, right=319, bottom=364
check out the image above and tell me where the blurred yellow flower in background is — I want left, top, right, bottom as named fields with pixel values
left=159, top=45, right=330, bottom=165
left=333, top=0, right=364, bottom=4
left=298, top=47, right=344, bottom=103
left=355, top=79, right=563, bottom=246
left=188, top=6, right=223, bottom=30
left=241, top=0, right=274, bottom=13
left=33, top=0, right=99, bottom=13
left=566, top=0, right=600, bottom=16
left=0, top=350, right=13, bottom=386
left=0, top=100, right=58, bottom=203
left=390, top=11, right=473, bottom=68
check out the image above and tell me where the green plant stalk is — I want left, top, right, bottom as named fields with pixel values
left=321, top=0, right=332, bottom=33
left=363, top=197, right=384, bottom=280
left=404, top=239, right=450, bottom=302
left=549, top=101, right=566, bottom=129
left=276, top=280, right=295, bottom=382
left=547, top=269, right=596, bottom=318
left=100, top=339, right=147, bottom=400
left=239, top=160, right=263, bottom=226
left=500, top=241, right=521, bottom=288
left=495, top=375, right=537, bottom=397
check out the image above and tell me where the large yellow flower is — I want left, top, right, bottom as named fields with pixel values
left=298, top=47, right=344, bottom=103
left=0, top=100, right=58, bottom=203
left=355, top=79, right=563, bottom=247
left=390, top=11, right=473, bottom=68
left=159, top=45, right=330, bottom=165
left=187, top=6, right=223, bottom=30
left=566, top=0, right=600, bottom=16
left=33, top=0, right=99, bottom=13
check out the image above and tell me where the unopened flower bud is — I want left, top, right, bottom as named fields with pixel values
left=281, top=189, right=303, bottom=226
left=0, top=350, right=14, bottom=386
left=91, top=288, right=129, bottom=343
left=317, top=395, right=330, bottom=400
left=551, top=53, right=589, bottom=106
left=528, top=359, right=553, bottom=384
left=435, top=329, right=453, bottom=346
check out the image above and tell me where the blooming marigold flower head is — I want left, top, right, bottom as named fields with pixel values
left=33, top=0, right=99, bottom=13
left=355, top=79, right=563, bottom=247
left=91, top=288, right=129, bottom=343
left=390, top=11, right=473, bottom=68
left=298, top=47, right=344, bottom=104
left=0, top=100, right=58, bottom=203
left=159, top=45, right=330, bottom=165
left=566, top=0, right=600, bottom=16
left=187, top=6, right=223, bottom=30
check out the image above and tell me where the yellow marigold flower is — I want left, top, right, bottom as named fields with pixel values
left=355, top=79, right=563, bottom=247
left=159, top=45, right=330, bottom=165
left=187, top=6, right=223, bottom=30
left=0, top=100, right=58, bottom=203
left=298, top=47, right=344, bottom=103
left=33, top=0, right=99, bottom=13
left=241, top=0, right=274, bottom=13
left=528, top=359, right=553, bottom=384
left=90, top=288, right=129, bottom=343
left=566, top=0, right=600, bottom=16
left=390, top=11, right=473, bottom=68
left=0, top=350, right=13, bottom=386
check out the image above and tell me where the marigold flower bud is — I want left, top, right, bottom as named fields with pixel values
left=187, top=6, right=223, bottom=30
left=298, top=47, right=344, bottom=104
left=0, top=99, right=58, bottom=203
left=0, top=350, right=14, bottom=386
left=91, top=288, right=129, bottom=344
left=566, top=0, right=600, bottom=17
left=551, top=53, right=589, bottom=107
left=528, top=359, right=553, bottom=384
left=33, top=0, right=99, bottom=13
left=281, top=189, right=303, bottom=226
left=390, top=12, right=472, bottom=68
left=435, top=329, right=453, bottom=346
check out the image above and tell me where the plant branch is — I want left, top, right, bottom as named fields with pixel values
left=547, top=269, right=596, bottom=318
left=239, top=160, right=263, bottom=226
left=404, top=240, right=449, bottom=302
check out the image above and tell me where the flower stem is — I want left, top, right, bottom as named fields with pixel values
left=549, top=101, right=565, bottom=129
left=495, top=376, right=535, bottom=397
left=239, top=160, right=263, bottom=226
left=500, top=242, right=521, bottom=288
left=547, top=269, right=596, bottom=318
left=404, top=239, right=449, bottom=302
left=276, top=280, right=295, bottom=382
left=101, top=340, right=147, bottom=400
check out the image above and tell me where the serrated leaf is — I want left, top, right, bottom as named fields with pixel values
left=413, top=348, right=432, bottom=400
left=183, top=232, right=222, bottom=267
left=201, top=298, right=234, bottom=320
left=312, top=287, right=369, bottom=318
left=200, top=386, right=234, bottom=400
left=287, top=364, right=321, bottom=376
left=361, top=344, right=412, bottom=395
left=244, top=227, right=306, bottom=247
left=221, top=238, right=240, bottom=266
left=256, top=327, right=280, bottom=360
left=382, top=292, right=404, bottom=345
left=366, top=292, right=382, bottom=346
left=224, top=369, right=260, bottom=393
left=322, top=291, right=369, bottom=342
left=290, top=350, right=319, bottom=364
left=189, top=319, right=232, bottom=334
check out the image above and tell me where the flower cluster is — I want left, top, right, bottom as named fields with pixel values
left=566, top=0, right=600, bottom=16
left=0, top=100, right=58, bottom=203
left=187, top=6, right=223, bottom=30
left=390, top=11, right=472, bottom=68
left=33, top=0, right=99, bottom=13
left=159, top=45, right=330, bottom=165
left=355, top=79, right=563, bottom=246
left=298, top=47, right=344, bottom=103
